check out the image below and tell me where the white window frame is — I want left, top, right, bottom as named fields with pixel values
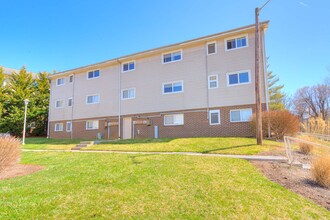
left=162, top=49, right=183, bottom=64
left=224, top=34, right=249, bottom=51
left=230, top=109, right=253, bottom=123
left=209, top=110, right=220, bottom=125
left=66, top=121, right=72, bottom=132
left=208, top=74, right=218, bottom=89
left=86, top=94, right=100, bottom=105
left=68, top=75, right=74, bottom=83
left=86, top=70, right=100, bottom=80
left=207, top=41, right=217, bottom=55
left=56, top=78, right=65, bottom=86
left=68, top=98, right=73, bottom=107
left=162, top=80, right=184, bottom=95
left=54, top=123, right=63, bottom=132
left=122, top=61, right=136, bottom=73
left=55, top=99, right=65, bottom=108
left=121, top=88, right=136, bottom=100
left=164, top=114, right=184, bottom=126
left=86, top=120, right=99, bottom=130
left=226, top=70, right=251, bottom=87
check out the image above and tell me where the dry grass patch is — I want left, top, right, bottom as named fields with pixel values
left=299, top=142, right=314, bottom=154
left=312, top=156, right=330, bottom=188
left=0, top=136, right=21, bottom=173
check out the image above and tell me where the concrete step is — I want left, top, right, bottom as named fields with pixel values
left=71, top=141, right=94, bottom=150
left=80, top=141, right=94, bottom=145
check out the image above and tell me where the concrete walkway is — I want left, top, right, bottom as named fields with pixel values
left=22, top=149, right=288, bottom=162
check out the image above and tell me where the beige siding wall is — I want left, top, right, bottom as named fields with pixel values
left=49, top=28, right=267, bottom=122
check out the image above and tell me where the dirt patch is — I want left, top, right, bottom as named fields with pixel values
left=0, top=164, right=44, bottom=180
left=252, top=160, right=330, bottom=210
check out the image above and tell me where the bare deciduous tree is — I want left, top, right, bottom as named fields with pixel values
left=292, top=83, right=330, bottom=120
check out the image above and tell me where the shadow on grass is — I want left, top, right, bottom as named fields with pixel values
left=128, top=154, right=158, bottom=165
left=25, top=138, right=89, bottom=145
left=99, top=138, right=175, bottom=145
left=201, top=144, right=255, bottom=154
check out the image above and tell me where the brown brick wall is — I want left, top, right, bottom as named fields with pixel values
left=49, top=104, right=266, bottom=139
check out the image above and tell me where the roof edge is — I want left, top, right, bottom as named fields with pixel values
left=49, top=21, right=269, bottom=79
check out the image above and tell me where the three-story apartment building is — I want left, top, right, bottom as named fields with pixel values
left=48, top=22, right=269, bottom=139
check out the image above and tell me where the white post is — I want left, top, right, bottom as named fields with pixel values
left=22, top=99, right=29, bottom=145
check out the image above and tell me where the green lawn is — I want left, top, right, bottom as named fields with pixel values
left=24, top=137, right=87, bottom=150
left=84, top=137, right=283, bottom=155
left=0, top=152, right=329, bottom=219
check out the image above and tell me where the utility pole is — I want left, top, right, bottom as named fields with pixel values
left=255, top=7, right=262, bottom=145
left=255, top=0, right=271, bottom=145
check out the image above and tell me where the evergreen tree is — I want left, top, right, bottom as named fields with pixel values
left=268, top=71, right=285, bottom=110
left=31, top=72, right=50, bottom=136
left=0, top=67, right=35, bottom=136
left=0, top=67, right=6, bottom=118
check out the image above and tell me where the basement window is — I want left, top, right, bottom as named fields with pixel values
left=164, top=114, right=184, bottom=126
left=86, top=120, right=99, bottom=130
left=209, top=110, right=220, bottom=125
left=66, top=122, right=72, bottom=132
left=230, top=109, right=252, bottom=122
left=54, top=123, right=63, bottom=131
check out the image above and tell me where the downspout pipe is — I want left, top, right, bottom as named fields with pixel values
left=71, top=74, right=75, bottom=139
left=205, top=43, right=210, bottom=119
left=117, top=59, right=122, bottom=140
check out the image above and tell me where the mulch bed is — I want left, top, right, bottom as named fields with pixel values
left=0, top=164, right=44, bottom=180
left=252, top=159, right=330, bottom=210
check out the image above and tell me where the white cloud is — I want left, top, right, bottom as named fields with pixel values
left=299, top=2, right=310, bottom=8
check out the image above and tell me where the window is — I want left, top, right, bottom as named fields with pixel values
left=66, top=122, right=72, bottom=132
left=122, top=61, right=135, bottom=72
left=230, top=109, right=253, bottom=122
left=122, top=88, right=135, bottom=100
left=164, top=114, right=184, bottom=126
left=209, top=110, right=220, bottom=125
left=207, top=42, right=217, bottom=55
left=56, top=78, right=65, bottom=86
left=68, top=98, right=73, bottom=107
left=225, top=35, right=248, bottom=50
left=55, top=99, right=64, bottom=108
left=162, top=81, right=183, bottom=94
left=86, top=94, right=100, bottom=104
left=162, top=50, right=182, bottom=63
left=208, top=75, right=218, bottom=89
left=227, top=71, right=250, bottom=86
left=69, top=75, right=74, bottom=83
left=87, top=70, right=100, bottom=79
left=54, top=123, right=63, bottom=131
left=86, top=120, right=99, bottom=130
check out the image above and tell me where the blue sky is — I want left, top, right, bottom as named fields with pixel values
left=0, top=0, right=329, bottom=95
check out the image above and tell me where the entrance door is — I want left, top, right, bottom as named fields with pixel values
left=123, top=117, right=132, bottom=139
